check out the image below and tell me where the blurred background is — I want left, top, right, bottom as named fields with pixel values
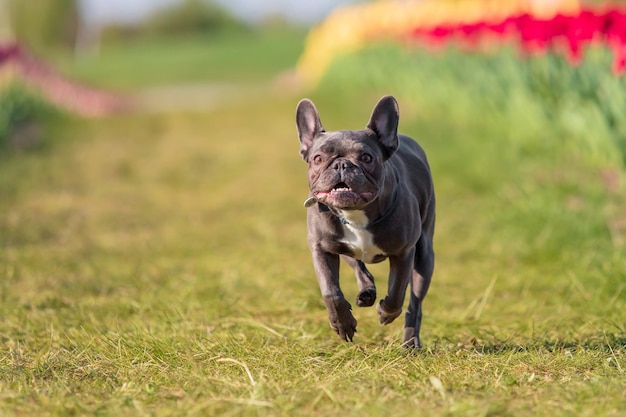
left=0, top=0, right=348, bottom=118
left=2, top=0, right=626, bottom=167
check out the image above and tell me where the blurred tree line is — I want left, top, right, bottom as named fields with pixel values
left=1, top=0, right=245, bottom=148
left=5, top=0, right=79, bottom=49
left=4, top=0, right=246, bottom=54
left=100, top=0, right=246, bottom=44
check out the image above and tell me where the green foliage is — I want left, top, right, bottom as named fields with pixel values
left=8, top=0, right=79, bottom=51
left=101, top=0, right=247, bottom=43
left=0, top=83, right=55, bottom=147
left=143, top=0, right=245, bottom=36
left=319, top=43, right=626, bottom=168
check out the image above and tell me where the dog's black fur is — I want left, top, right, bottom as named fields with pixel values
left=296, top=96, right=435, bottom=348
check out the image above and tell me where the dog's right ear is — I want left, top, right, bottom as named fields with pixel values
left=367, top=95, right=399, bottom=160
left=296, top=99, right=324, bottom=160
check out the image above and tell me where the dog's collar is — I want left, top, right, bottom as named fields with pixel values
left=303, top=196, right=318, bottom=208
left=304, top=188, right=399, bottom=228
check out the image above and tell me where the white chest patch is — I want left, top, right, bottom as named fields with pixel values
left=339, top=210, right=385, bottom=263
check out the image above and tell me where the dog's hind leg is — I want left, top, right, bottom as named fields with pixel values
left=341, top=255, right=377, bottom=307
left=403, top=233, right=434, bottom=349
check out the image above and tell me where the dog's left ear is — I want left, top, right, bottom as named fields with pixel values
left=296, top=98, right=325, bottom=160
left=367, top=95, right=399, bottom=160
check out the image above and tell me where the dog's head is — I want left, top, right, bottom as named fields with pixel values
left=296, top=96, right=400, bottom=210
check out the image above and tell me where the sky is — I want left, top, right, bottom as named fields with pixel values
left=79, top=0, right=361, bottom=25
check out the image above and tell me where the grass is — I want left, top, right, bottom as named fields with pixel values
left=52, top=28, right=308, bottom=90
left=1, top=29, right=625, bottom=416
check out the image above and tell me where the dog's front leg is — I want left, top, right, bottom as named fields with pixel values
left=311, top=246, right=357, bottom=342
left=377, top=247, right=416, bottom=325
left=340, top=255, right=377, bottom=307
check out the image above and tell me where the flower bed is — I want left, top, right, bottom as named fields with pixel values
left=297, top=0, right=580, bottom=86
left=409, top=6, right=626, bottom=74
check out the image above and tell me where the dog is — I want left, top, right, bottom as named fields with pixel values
left=296, top=95, right=435, bottom=349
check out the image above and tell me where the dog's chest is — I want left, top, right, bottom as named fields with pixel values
left=339, top=210, right=385, bottom=263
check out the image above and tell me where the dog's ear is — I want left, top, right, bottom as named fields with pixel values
left=296, top=98, right=325, bottom=160
left=367, top=95, right=399, bottom=160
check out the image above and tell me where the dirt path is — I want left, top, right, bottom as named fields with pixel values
left=130, top=72, right=301, bottom=114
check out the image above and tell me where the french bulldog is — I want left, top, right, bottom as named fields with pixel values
left=296, top=95, right=435, bottom=349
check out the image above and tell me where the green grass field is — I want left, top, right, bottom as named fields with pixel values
left=53, top=28, right=307, bottom=90
left=1, top=29, right=625, bottom=416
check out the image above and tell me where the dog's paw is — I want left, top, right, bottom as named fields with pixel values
left=376, top=299, right=402, bottom=325
left=327, top=299, right=357, bottom=342
left=356, top=287, right=377, bottom=307
left=402, top=327, right=422, bottom=350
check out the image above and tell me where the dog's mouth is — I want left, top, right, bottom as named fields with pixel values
left=331, top=182, right=351, bottom=193
left=326, top=182, right=358, bottom=199
left=314, top=182, right=375, bottom=209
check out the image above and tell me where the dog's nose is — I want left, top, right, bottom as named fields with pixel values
left=333, top=158, right=354, bottom=171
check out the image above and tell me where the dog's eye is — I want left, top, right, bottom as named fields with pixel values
left=361, top=153, right=373, bottom=163
left=313, top=155, right=324, bottom=165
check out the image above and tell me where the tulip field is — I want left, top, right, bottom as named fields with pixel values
left=299, top=0, right=626, bottom=168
